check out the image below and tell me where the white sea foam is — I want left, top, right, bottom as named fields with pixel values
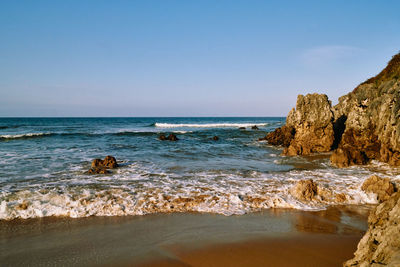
left=0, top=162, right=395, bottom=220
left=154, top=123, right=268, bottom=128
left=0, top=132, right=52, bottom=139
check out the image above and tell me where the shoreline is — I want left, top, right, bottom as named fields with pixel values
left=0, top=205, right=371, bottom=266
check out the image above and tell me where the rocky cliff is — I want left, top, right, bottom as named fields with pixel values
left=266, top=52, right=400, bottom=167
left=344, top=192, right=400, bottom=266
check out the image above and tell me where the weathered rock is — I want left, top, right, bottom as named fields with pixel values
left=344, top=192, right=400, bottom=266
left=251, top=125, right=259, bottom=130
left=88, top=156, right=118, bottom=174
left=290, top=179, right=318, bottom=201
left=212, top=136, right=219, bottom=141
left=263, top=125, right=295, bottom=147
left=284, top=93, right=335, bottom=156
left=361, top=175, right=396, bottom=203
left=332, top=53, right=400, bottom=167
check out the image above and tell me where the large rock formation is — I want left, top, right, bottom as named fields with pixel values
left=284, top=93, right=335, bottom=155
left=264, top=93, right=335, bottom=155
left=344, top=192, right=400, bottom=266
left=266, top=52, right=400, bottom=166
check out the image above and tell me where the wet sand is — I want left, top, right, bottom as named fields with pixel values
left=144, top=235, right=362, bottom=267
left=0, top=205, right=372, bottom=266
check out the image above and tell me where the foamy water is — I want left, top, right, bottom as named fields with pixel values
left=0, top=117, right=398, bottom=220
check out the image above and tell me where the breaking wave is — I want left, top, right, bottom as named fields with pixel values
left=0, top=132, right=53, bottom=140
left=154, top=123, right=268, bottom=128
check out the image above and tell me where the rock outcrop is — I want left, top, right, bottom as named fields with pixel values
left=266, top=52, right=400, bottom=167
left=284, top=93, right=335, bottom=155
left=344, top=192, right=400, bottom=266
left=361, top=175, right=396, bottom=203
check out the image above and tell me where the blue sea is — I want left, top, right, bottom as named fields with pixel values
left=0, top=117, right=397, bottom=220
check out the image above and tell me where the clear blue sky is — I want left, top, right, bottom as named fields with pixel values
left=1, top=0, right=399, bottom=117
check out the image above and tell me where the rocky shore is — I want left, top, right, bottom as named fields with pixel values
left=264, top=52, right=400, bottom=266
left=264, top=52, right=400, bottom=167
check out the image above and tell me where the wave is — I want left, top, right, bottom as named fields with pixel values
left=0, top=165, right=388, bottom=220
left=0, top=132, right=53, bottom=140
left=154, top=123, right=268, bottom=128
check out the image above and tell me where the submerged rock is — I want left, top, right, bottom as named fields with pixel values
left=158, top=134, right=167, bottom=140
left=239, top=127, right=246, bottom=130
left=344, top=192, right=400, bottom=266
left=159, top=133, right=179, bottom=141
left=212, top=136, right=219, bottom=141
left=167, top=134, right=178, bottom=141
left=87, top=167, right=110, bottom=174
left=251, top=125, right=259, bottom=130
left=361, top=175, right=396, bottom=203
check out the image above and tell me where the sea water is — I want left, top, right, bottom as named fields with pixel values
left=0, top=117, right=399, bottom=220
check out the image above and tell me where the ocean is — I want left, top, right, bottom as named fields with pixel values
left=0, top=117, right=399, bottom=220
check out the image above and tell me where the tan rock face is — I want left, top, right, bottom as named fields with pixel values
left=344, top=192, right=400, bottom=266
left=361, top=175, right=396, bottom=203
left=331, top=53, right=400, bottom=167
left=290, top=179, right=318, bottom=201
left=283, top=94, right=335, bottom=156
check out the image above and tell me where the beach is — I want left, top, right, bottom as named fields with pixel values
left=0, top=206, right=370, bottom=266
left=0, top=117, right=398, bottom=266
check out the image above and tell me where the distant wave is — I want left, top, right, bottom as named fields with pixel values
left=154, top=123, right=268, bottom=128
left=0, top=132, right=53, bottom=140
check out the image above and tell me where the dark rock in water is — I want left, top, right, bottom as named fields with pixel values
left=87, top=167, right=110, bottom=174
left=239, top=127, right=246, bottom=130
left=267, top=52, right=400, bottom=167
left=167, top=134, right=179, bottom=141
left=159, top=134, right=167, bottom=140
left=88, top=155, right=118, bottom=174
left=103, top=155, right=118, bottom=168
left=251, top=125, right=259, bottom=130
left=91, top=156, right=118, bottom=169
left=361, top=175, right=396, bottom=203
left=262, top=125, right=295, bottom=147
left=344, top=192, right=400, bottom=266
left=212, top=136, right=219, bottom=141
left=159, top=133, right=179, bottom=141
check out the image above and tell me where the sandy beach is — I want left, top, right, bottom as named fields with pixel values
left=0, top=205, right=371, bottom=266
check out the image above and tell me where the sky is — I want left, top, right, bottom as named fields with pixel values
left=0, top=0, right=399, bottom=117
